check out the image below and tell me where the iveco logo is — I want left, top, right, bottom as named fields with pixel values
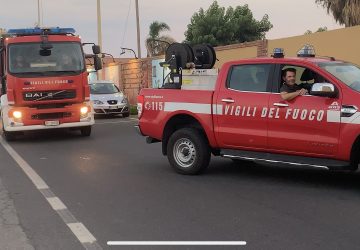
left=26, top=93, right=42, bottom=98
left=25, top=92, right=53, bottom=98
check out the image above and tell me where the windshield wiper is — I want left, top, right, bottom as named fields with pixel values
left=34, top=90, right=67, bottom=102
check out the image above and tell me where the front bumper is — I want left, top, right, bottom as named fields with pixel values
left=93, top=103, right=129, bottom=114
left=2, top=102, right=94, bottom=132
left=4, top=119, right=94, bottom=132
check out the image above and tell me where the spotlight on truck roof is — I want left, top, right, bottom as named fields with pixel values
left=297, top=44, right=316, bottom=58
left=272, top=48, right=284, bottom=58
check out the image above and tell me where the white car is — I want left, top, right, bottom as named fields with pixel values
left=89, top=81, right=130, bottom=117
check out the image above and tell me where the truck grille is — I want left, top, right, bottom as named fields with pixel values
left=31, top=112, right=72, bottom=120
left=23, top=90, right=76, bottom=101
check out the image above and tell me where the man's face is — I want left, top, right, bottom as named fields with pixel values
left=283, top=71, right=296, bottom=86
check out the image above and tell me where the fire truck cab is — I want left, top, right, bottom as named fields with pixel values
left=0, top=27, right=102, bottom=140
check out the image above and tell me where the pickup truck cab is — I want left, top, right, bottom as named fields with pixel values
left=137, top=51, right=360, bottom=175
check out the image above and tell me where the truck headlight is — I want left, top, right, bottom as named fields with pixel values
left=13, top=111, right=22, bottom=119
left=80, top=107, right=89, bottom=115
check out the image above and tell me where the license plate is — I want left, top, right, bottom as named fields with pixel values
left=109, top=106, right=118, bottom=110
left=45, top=120, right=60, bottom=126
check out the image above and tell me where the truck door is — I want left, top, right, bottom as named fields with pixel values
left=267, top=64, right=341, bottom=157
left=214, top=63, right=273, bottom=150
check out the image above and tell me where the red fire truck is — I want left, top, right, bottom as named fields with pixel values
left=0, top=27, right=102, bottom=140
left=137, top=44, right=360, bottom=175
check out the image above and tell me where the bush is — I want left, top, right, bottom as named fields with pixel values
left=130, top=105, right=138, bottom=115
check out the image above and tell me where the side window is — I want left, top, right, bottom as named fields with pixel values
left=227, top=64, right=271, bottom=92
left=279, top=65, right=329, bottom=93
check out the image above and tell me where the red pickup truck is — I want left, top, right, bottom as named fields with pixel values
left=136, top=50, right=360, bottom=175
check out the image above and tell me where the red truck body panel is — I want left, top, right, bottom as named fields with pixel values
left=138, top=56, right=360, bottom=164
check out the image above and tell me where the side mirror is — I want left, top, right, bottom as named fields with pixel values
left=94, top=56, right=102, bottom=71
left=310, top=83, right=337, bottom=98
left=92, top=45, right=101, bottom=55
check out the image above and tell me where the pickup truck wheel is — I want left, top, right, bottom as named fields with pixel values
left=167, top=128, right=210, bottom=175
left=80, top=126, right=91, bottom=136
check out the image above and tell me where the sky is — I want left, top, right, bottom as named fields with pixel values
left=0, top=0, right=343, bottom=58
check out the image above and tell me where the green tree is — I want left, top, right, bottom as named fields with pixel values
left=146, top=21, right=175, bottom=57
left=316, top=0, right=360, bottom=27
left=184, top=1, right=273, bottom=46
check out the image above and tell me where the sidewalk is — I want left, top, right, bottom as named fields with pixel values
left=0, top=178, right=34, bottom=250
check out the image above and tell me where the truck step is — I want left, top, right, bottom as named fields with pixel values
left=221, top=149, right=352, bottom=171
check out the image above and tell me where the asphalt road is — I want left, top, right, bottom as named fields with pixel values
left=1, top=116, right=360, bottom=250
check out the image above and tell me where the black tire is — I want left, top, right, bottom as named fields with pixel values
left=167, top=128, right=211, bottom=175
left=122, top=112, right=130, bottom=118
left=80, top=126, right=91, bottom=136
left=2, top=129, right=16, bottom=141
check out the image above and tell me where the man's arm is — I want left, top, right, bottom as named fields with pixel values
left=280, top=88, right=308, bottom=101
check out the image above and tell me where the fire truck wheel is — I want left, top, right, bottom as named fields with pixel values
left=1, top=122, right=16, bottom=141
left=80, top=126, right=92, bottom=136
left=167, top=128, right=211, bottom=175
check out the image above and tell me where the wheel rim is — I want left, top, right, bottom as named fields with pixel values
left=173, top=138, right=196, bottom=168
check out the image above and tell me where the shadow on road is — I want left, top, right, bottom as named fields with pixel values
left=207, top=159, right=360, bottom=191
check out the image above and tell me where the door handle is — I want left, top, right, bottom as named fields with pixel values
left=273, top=103, right=289, bottom=107
left=222, top=98, right=235, bottom=103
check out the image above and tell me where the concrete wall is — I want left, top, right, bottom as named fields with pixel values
left=214, top=40, right=267, bottom=68
left=268, top=25, right=360, bottom=65
left=103, top=64, right=120, bottom=85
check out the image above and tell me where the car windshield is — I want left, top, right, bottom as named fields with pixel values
left=90, top=83, right=120, bottom=94
left=8, top=42, right=85, bottom=76
left=318, top=62, right=360, bottom=92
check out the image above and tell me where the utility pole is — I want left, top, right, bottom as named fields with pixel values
left=37, top=0, right=41, bottom=27
left=96, top=0, right=103, bottom=80
left=135, top=0, right=141, bottom=58
left=97, top=0, right=103, bottom=51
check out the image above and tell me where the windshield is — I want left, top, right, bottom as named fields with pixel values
left=8, top=42, right=85, bottom=76
left=318, top=62, right=360, bottom=92
left=90, top=83, right=120, bottom=94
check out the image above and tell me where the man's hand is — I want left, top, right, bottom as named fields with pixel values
left=297, top=88, right=308, bottom=96
left=281, top=88, right=308, bottom=101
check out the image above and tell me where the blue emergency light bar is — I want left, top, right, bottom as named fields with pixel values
left=7, top=27, right=76, bottom=36
left=272, top=48, right=284, bottom=58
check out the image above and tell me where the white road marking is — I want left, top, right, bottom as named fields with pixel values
left=67, top=223, right=97, bottom=243
left=0, top=136, right=101, bottom=249
left=0, top=139, right=49, bottom=189
left=47, top=197, right=67, bottom=210
left=107, top=241, right=247, bottom=246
